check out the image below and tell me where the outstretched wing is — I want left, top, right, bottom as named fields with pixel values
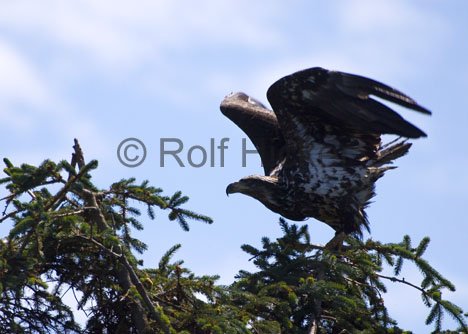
left=220, top=92, right=286, bottom=175
left=266, top=67, right=430, bottom=143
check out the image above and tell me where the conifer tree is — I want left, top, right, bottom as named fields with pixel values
left=0, top=140, right=247, bottom=333
left=0, top=140, right=466, bottom=333
left=231, top=219, right=467, bottom=333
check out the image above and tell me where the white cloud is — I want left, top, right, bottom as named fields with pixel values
left=0, top=40, right=108, bottom=158
left=0, top=39, right=58, bottom=136
left=0, top=0, right=288, bottom=115
left=336, top=0, right=447, bottom=34
left=330, top=0, right=450, bottom=79
left=0, top=0, right=283, bottom=73
left=206, top=1, right=451, bottom=105
left=0, top=40, right=52, bottom=129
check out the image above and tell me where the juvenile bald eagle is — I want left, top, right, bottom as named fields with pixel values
left=221, top=67, right=430, bottom=237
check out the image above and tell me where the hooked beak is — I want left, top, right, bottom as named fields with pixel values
left=225, top=182, right=238, bottom=196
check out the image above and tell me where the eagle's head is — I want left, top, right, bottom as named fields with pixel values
left=222, top=92, right=268, bottom=109
left=225, top=175, right=305, bottom=221
left=226, top=175, right=277, bottom=197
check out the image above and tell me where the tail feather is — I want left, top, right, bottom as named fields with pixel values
left=361, top=140, right=413, bottom=212
left=376, top=140, right=412, bottom=166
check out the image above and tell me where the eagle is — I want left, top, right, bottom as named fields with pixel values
left=221, top=67, right=430, bottom=239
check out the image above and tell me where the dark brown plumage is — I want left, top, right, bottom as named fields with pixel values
left=221, top=67, right=430, bottom=236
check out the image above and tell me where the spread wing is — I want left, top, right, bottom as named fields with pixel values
left=220, top=92, right=286, bottom=175
left=266, top=67, right=430, bottom=144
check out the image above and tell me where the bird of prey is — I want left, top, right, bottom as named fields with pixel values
left=221, top=67, right=430, bottom=238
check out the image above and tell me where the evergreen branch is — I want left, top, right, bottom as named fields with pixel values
left=415, top=237, right=430, bottom=257
left=77, top=235, right=123, bottom=258
left=47, top=208, right=90, bottom=218
left=438, top=299, right=468, bottom=331
left=377, top=273, right=467, bottom=331
left=79, top=233, right=172, bottom=333
left=71, top=287, right=90, bottom=317
left=0, top=208, right=20, bottom=223
left=308, top=262, right=325, bottom=334
left=44, top=160, right=98, bottom=212
left=79, top=187, right=172, bottom=333
left=159, top=244, right=182, bottom=271
left=377, top=273, right=427, bottom=295
left=394, top=256, right=403, bottom=276
left=119, top=251, right=172, bottom=334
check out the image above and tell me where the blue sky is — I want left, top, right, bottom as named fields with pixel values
left=1, top=1, right=467, bottom=332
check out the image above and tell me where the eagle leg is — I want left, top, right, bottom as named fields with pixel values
left=325, top=231, right=347, bottom=251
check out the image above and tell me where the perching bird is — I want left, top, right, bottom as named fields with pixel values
left=221, top=67, right=430, bottom=238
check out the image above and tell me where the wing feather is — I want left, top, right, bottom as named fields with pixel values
left=266, top=67, right=430, bottom=139
left=330, top=71, right=431, bottom=115
left=220, top=92, right=286, bottom=175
